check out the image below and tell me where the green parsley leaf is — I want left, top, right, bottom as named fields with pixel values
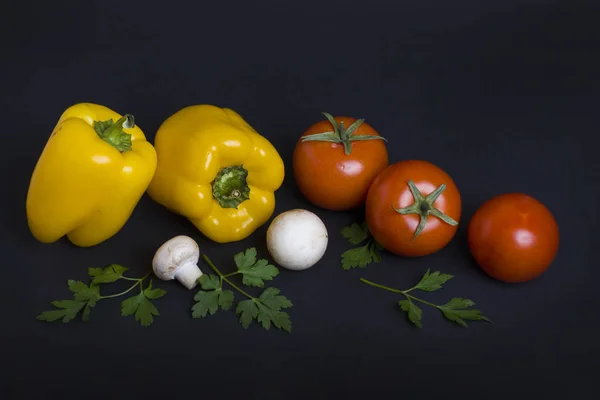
left=341, top=222, right=369, bottom=245
left=193, top=272, right=234, bottom=318
left=237, top=258, right=279, bottom=287
left=438, top=298, right=491, bottom=327
left=192, top=291, right=218, bottom=317
left=121, top=294, right=142, bottom=316
left=192, top=249, right=294, bottom=333
left=199, top=274, right=221, bottom=290
left=399, top=299, right=423, bottom=328
left=442, top=297, right=475, bottom=309
left=236, top=299, right=259, bottom=329
left=340, top=222, right=383, bottom=269
left=341, top=245, right=369, bottom=269
left=88, top=264, right=129, bottom=284
left=50, top=299, right=85, bottom=309
left=68, top=280, right=100, bottom=305
left=38, top=267, right=166, bottom=327
left=144, top=280, right=167, bottom=300
left=369, top=241, right=383, bottom=262
left=192, top=288, right=235, bottom=318
left=218, top=290, right=235, bottom=310
left=361, top=270, right=491, bottom=329
left=413, top=269, right=454, bottom=292
left=36, top=300, right=87, bottom=323
left=258, top=287, right=293, bottom=310
left=234, top=247, right=257, bottom=270
left=81, top=304, right=93, bottom=322
left=341, top=244, right=379, bottom=270
left=37, top=281, right=100, bottom=323
left=121, top=290, right=161, bottom=328
left=233, top=288, right=292, bottom=332
left=87, top=268, right=104, bottom=277
left=256, top=302, right=292, bottom=332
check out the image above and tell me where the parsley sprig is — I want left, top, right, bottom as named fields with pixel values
left=340, top=222, right=383, bottom=269
left=361, top=269, right=491, bottom=328
left=36, top=264, right=166, bottom=327
left=192, top=248, right=293, bottom=332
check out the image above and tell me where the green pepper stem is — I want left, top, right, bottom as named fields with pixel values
left=94, top=114, right=134, bottom=152
left=212, top=165, right=250, bottom=209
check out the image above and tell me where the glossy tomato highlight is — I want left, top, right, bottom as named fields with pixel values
left=365, top=160, right=461, bottom=257
left=467, top=193, right=559, bottom=283
left=293, top=112, right=388, bottom=211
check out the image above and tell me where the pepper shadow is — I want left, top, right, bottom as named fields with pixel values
left=0, top=109, right=51, bottom=246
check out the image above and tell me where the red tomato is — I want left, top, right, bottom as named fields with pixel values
left=293, top=113, right=388, bottom=211
left=365, top=160, right=462, bottom=257
left=467, top=193, right=559, bottom=283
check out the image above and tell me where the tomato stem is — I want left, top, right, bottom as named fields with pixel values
left=300, top=112, right=387, bottom=155
left=392, top=180, right=458, bottom=238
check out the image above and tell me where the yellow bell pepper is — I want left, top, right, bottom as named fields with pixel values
left=26, top=103, right=157, bottom=247
left=147, top=105, right=285, bottom=243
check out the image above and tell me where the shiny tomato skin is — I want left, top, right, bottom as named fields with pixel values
left=293, top=116, right=388, bottom=211
left=467, top=193, right=559, bottom=283
left=365, top=160, right=462, bottom=257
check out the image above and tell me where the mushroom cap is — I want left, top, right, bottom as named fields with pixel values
left=266, top=209, right=328, bottom=271
left=152, top=235, right=200, bottom=280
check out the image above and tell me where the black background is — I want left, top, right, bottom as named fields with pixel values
left=1, top=0, right=598, bottom=398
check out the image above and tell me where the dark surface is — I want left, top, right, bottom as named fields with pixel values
left=1, top=0, right=598, bottom=398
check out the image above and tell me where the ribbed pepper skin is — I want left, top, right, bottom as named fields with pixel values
left=26, top=103, right=157, bottom=247
left=147, top=105, right=284, bottom=243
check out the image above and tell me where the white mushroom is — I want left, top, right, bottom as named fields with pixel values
left=152, top=235, right=203, bottom=290
left=266, top=209, right=328, bottom=271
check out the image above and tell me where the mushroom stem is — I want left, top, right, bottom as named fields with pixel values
left=174, top=261, right=203, bottom=290
left=152, top=235, right=204, bottom=290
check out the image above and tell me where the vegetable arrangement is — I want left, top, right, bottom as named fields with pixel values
left=30, top=103, right=560, bottom=332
